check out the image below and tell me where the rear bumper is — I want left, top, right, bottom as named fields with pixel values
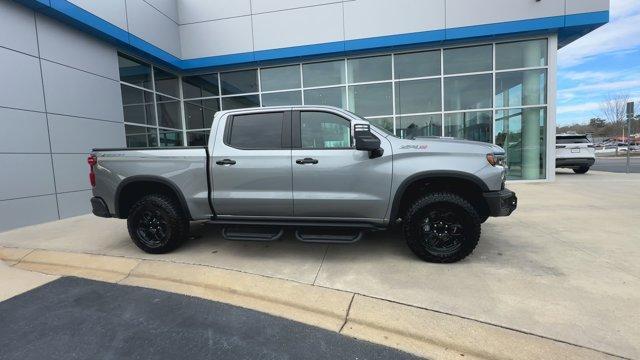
left=90, top=197, right=111, bottom=218
left=483, top=189, right=517, bottom=217
left=556, top=157, right=595, bottom=168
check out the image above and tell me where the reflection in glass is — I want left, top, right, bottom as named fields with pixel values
left=301, top=111, right=351, bottom=149
left=220, top=70, right=258, bottom=95
left=495, top=108, right=546, bottom=180
left=394, top=50, right=440, bottom=79
left=303, top=60, right=345, bottom=87
left=154, top=67, right=179, bottom=97
left=156, top=95, right=181, bottom=129
left=125, top=125, right=157, bottom=147
left=348, top=83, right=392, bottom=117
left=121, top=85, right=156, bottom=126
left=118, top=54, right=152, bottom=89
left=221, top=95, right=260, bottom=110
left=368, top=117, right=394, bottom=135
left=496, top=39, right=547, bottom=70
left=182, top=73, right=219, bottom=99
left=262, top=91, right=302, bottom=106
left=395, top=78, right=441, bottom=114
left=348, top=55, right=392, bottom=83
left=444, top=74, right=492, bottom=111
left=443, top=45, right=492, bottom=74
left=185, top=98, right=219, bottom=130
left=495, top=69, right=546, bottom=108
left=304, top=87, right=346, bottom=108
left=187, top=131, right=209, bottom=146
left=159, top=129, right=183, bottom=147
left=260, top=65, right=301, bottom=91
left=444, top=111, right=492, bottom=143
left=396, top=114, right=442, bottom=139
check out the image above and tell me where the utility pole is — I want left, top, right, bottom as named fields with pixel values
left=626, top=102, right=634, bottom=174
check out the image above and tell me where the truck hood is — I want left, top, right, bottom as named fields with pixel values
left=390, top=136, right=505, bottom=155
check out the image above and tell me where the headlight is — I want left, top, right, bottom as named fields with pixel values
left=486, top=153, right=506, bottom=167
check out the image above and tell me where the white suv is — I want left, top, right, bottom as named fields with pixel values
left=555, top=134, right=596, bottom=174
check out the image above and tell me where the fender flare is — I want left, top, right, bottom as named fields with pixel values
left=114, top=175, right=192, bottom=219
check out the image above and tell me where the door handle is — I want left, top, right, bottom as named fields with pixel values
left=296, top=158, right=318, bottom=165
left=216, top=159, right=236, bottom=165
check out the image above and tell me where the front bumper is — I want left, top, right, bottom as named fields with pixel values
left=90, top=197, right=111, bottom=218
left=483, top=189, right=517, bottom=217
left=555, top=157, right=595, bottom=168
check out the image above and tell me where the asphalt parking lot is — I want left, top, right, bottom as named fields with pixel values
left=591, top=156, right=640, bottom=173
left=1, top=170, right=638, bottom=359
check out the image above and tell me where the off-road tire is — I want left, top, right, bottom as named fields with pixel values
left=573, top=166, right=590, bottom=174
left=127, top=194, right=189, bottom=254
left=403, top=192, right=481, bottom=263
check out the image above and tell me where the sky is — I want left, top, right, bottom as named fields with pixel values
left=556, top=0, right=640, bottom=126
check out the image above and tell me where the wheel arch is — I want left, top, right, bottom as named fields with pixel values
left=115, top=176, right=192, bottom=220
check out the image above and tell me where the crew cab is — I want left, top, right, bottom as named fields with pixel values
left=89, top=106, right=517, bottom=263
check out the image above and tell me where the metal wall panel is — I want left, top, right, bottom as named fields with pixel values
left=445, top=0, right=565, bottom=28
left=52, top=154, right=92, bottom=193
left=145, top=0, right=179, bottom=23
left=180, top=16, right=254, bottom=59
left=66, top=0, right=129, bottom=30
left=0, top=107, right=50, bottom=154
left=566, top=0, right=610, bottom=15
left=0, top=47, right=45, bottom=112
left=48, top=115, right=125, bottom=154
left=0, top=154, right=55, bottom=201
left=178, top=0, right=250, bottom=24
left=126, top=0, right=181, bottom=56
left=0, top=0, right=38, bottom=56
left=0, top=195, right=59, bottom=232
left=57, top=189, right=92, bottom=219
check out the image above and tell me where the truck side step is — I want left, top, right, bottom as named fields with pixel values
left=221, top=226, right=284, bottom=241
left=294, top=228, right=363, bottom=244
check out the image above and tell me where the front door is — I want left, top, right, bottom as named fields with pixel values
left=211, top=110, right=292, bottom=216
left=291, top=110, right=392, bottom=220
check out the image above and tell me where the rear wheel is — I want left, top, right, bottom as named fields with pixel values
left=403, top=192, right=481, bottom=263
left=127, top=194, right=189, bottom=254
left=573, top=166, right=590, bottom=174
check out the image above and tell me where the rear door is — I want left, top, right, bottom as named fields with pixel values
left=290, top=110, right=392, bottom=220
left=211, top=110, right=293, bottom=216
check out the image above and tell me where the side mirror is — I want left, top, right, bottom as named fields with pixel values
left=354, top=124, right=383, bottom=158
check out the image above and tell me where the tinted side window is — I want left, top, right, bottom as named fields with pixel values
left=301, top=112, right=351, bottom=149
left=229, top=112, right=283, bottom=149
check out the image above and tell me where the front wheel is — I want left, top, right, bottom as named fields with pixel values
left=127, top=194, right=189, bottom=254
left=403, top=192, right=481, bottom=263
left=573, top=166, right=590, bottom=174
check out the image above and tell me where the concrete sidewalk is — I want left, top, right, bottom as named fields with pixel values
left=1, top=170, right=638, bottom=359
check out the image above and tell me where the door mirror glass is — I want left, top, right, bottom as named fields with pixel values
left=354, top=124, right=383, bottom=158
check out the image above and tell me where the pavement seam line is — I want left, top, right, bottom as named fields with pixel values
left=338, top=293, right=355, bottom=333
left=9, top=248, right=36, bottom=267
left=116, top=260, right=143, bottom=284
left=313, top=245, right=330, bottom=285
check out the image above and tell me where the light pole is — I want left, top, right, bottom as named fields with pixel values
left=626, top=102, right=634, bottom=174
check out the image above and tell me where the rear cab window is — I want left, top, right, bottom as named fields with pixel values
left=556, top=136, right=590, bottom=144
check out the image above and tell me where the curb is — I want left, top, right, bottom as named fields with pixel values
left=0, top=247, right=625, bottom=360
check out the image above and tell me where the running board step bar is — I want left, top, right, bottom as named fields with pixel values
left=221, top=226, right=284, bottom=241
left=295, top=228, right=363, bottom=243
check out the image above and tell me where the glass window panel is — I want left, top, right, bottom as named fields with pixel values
left=229, top=112, right=284, bottom=149
left=396, top=114, right=442, bottom=139
left=221, top=95, right=260, bottom=110
left=156, top=94, right=182, bottom=129
left=260, top=65, right=301, bottom=91
left=395, top=78, right=441, bottom=114
left=262, top=91, right=302, bottom=106
left=185, top=98, right=219, bottom=130
left=300, top=111, right=351, bottom=149
left=118, top=53, right=152, bottom=89
left=495, top=69, right=547, bottom=108
left=495, top=108, right=546, bottom=180
left=443, top=45, right=492, bottom=74
left=347, top=55, right=392, bottom=83
left=182, top=73, right=219, bottom=99
left=348, top=83, right=392, bottom=117
left=496, top=39, right=547, bottom=70
left=187, top=131, right=209, bottom=146
left=302, top=60, right=345, bottom=87
left=444, top=74, right=492, bottom=111
left=444, top=111, right=492, bottom=143
left=159, top=129, right=183, bottom=147
left=368, top=117, right=394, bottom=135
left=394, top=51, right=441, bottom=79
left=154, top=67, right=179, bottom=97
left=303, top=87, right=346, bottom=108
left=220, top=69, right=258, bottom=95
left=125, top=125, right=157, bottom=147
left=121, top=85, right=156, bottom=126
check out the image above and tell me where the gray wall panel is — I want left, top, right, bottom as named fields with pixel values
left=566, top=0, right=609, bottom=15
left=251, top=0, right=338, bottom=14
left=252, top=3, right=343, bottom=51
left=0, top=47, right=45, bottom=112
left=0, top=195, right=59, bottom=232
left=57, top=190, right=92, bottom=219
left=0, top=154, right=55, bottom=200
left=0, top=0, right=38, bottom=56
left=145, top=0, right=179, bottom=23
left=180, top=16, right=254, bottom=59
left=36, top=14, right=120, bottom=80
left=446, top=0, right=564, bottom=28
left=52, top=154, right=92, bottom=193
left=67, top=0, right=128, bottom=30
left=127, top=0, right=181, bottom=57
left=41, top=60, right=123, bottom=121
left=178, top=0, right=250, bottom=24
left=48, top=115, right=125, bottom=154
left=0, top=107, right=50, bottom=153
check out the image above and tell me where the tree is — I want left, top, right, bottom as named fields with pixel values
left=600, top=94, right=629, bottom=127
left=589, top=117, right=606, bottom=128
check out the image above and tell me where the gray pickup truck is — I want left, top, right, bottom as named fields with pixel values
left=89, top=105, right=516, bottom=263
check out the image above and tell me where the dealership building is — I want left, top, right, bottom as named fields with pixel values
left=0, top=0, right=609, bottom=231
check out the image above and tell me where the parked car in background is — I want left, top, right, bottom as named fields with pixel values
left=556, top=134, right=595, bottom=174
